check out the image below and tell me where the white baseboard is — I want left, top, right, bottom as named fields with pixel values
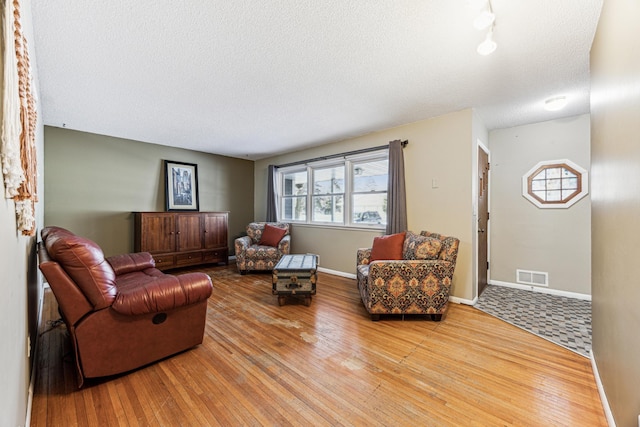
left=25, top=281, right=48, bottom=427
left=590, top=349, right=616, bottom=427
left=490, top=280, right=591, bottom=301
left=317, top=266, right=356, bottom=280
left=449, top=295, right=477, bottom=306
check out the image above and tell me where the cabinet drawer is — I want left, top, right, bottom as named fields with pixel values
left=203, top=249, right=228, bottom=263
left=176, top=252, right=203, bottom=266
left=152, top=254, right=175, bottom=270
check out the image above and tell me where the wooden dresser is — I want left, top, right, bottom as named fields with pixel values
left=134, top=211, right=228, bottom=270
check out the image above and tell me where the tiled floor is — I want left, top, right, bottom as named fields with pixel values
left=474, top=285, right=591, bottom=357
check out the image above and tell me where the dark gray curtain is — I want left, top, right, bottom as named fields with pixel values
left=266, top=165, right=278, bottom=222
left=386, top=140, right=407, bottom=234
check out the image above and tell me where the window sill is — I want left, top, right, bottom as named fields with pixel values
left=286, top=222, right=386, bottom=233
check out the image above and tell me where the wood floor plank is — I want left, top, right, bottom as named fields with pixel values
left=31, top=265, right=607, bottom=426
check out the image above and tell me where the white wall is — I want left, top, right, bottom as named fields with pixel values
left=590, top=0, right=640, bottom=424
left=489, top=115, right=591, bottom=296
left=0, top=1, right=45, bottom=425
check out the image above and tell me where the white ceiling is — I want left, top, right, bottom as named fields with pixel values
left=31, top=1, right=602, bottom=160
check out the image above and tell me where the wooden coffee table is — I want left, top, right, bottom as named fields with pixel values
left=272, top=254, right=318, bottom=306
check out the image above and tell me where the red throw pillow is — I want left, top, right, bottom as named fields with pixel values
left=259, top=224, right=287, bottom=246
left=370, top=232, right=406, bottom=261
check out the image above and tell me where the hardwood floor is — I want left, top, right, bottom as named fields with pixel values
left=31, top=265, right=607, bottom=426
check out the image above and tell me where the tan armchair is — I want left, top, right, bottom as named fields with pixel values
left=38, top=226, right=213, bottom=386
left=234, top=222, right=290, bottom=274
left=356, top=231, right=459, bottom=321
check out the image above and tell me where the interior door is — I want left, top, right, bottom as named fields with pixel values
left=477, top=146, right=490, bottom=296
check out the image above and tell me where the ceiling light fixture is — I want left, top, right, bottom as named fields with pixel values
left=544, top=96, right=568, bottom=111
left=477, top=29, right=497, bottom=56
left=473, top=10, right=495, bottom=30
left=471, top=0, right=497, bottom=56
left=468, top=0, right=488, bottom=11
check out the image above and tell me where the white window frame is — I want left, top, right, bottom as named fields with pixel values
left=276, top=150, right=388, bottom=229
left=522, top=159, right=589, bottom=209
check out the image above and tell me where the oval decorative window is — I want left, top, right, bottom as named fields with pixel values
left=522, top=159, right=588, bottom=208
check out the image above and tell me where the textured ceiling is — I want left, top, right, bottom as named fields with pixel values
left=31, top=1, right=602, bottom=160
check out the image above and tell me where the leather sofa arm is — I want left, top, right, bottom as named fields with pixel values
left=107, top=252, right=156, bottom=276
left=112, top=272, right=213, bottom=315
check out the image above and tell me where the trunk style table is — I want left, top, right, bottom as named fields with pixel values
left=272, top=254, right=318, bottom=306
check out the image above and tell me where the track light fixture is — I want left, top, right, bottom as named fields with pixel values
left=474, top=10, right=495, bottom=30
left=470, top=0, right=496, bottom=55
left=477, top=28, right=497, bottom=56
left=468, top=0, right=488, bottom=11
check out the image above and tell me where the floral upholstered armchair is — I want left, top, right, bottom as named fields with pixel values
left=356, top=231, right=460, bottom=321
left=235, top=222, right=290, bottom=274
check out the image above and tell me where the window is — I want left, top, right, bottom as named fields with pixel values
left=282, top=169, right=307, bottom=221
left=352, top=158, right=388, bottom=225
left=522, top=159, right=588, bottom=208
left=312, top=165, right=344, bottom=223
left=278, top=151, right=388, bottom=227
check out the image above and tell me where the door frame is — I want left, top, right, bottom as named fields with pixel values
left=475, top=139, right=491, bottom=301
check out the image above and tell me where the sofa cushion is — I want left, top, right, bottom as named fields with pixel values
left=420, top=231, right=460, bottom=265
left=259, top=223, right=287, bottom=246
left=370, top=232, right=406, bottom=261
left=247, top=222, right=290, bottom=243
left=45, top=230, right=117, bottom=310
left=403, top=231, right=442, bottom=260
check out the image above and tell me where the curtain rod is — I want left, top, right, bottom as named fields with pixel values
left=275, top=140, right=407, bottom=169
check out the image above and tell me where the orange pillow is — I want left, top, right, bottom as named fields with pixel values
left=259, top=224, right=287, bottom=246
left=370, top=232, right=406, bottom=261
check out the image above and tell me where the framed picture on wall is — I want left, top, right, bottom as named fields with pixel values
left=164, top=160, right=199, bottom=211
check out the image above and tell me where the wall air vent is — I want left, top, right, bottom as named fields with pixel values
left=516, top=269, right=548, bottom=287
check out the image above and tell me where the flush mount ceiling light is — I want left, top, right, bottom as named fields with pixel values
left=544, top=96, right=568, bottom=111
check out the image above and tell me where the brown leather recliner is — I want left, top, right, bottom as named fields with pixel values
left=38, top=226, right=213, bottom=387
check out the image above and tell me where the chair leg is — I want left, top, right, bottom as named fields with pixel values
left=370, top=314, right=380, bottom=321
left=240, top=270, right=247, bottom=275
left=431, top=314, right=442, bottom=322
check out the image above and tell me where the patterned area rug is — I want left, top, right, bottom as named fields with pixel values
left=474, top=285, right=591, bottom=357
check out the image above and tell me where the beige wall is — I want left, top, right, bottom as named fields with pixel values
left=0, top=1, right=44, bottom=425
left=44, top=127, right=255, bottom=257
left=489, top=115, right=591, bottom=295
left=255, top=110, right=476, bottom=301
left=590, top=0, right=640, bottom=425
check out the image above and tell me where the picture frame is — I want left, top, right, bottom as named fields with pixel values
left=164, top=160, right=199, bottom=211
